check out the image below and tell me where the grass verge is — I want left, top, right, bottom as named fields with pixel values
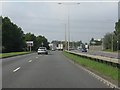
left=0, top=52, right=31, bottom=58
left=63, top=51, right=119, bottom=82
left=103, top=49, right=117, bottom=53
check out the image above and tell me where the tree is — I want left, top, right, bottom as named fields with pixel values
left=24, top=33, right=37, bottom=51
left=115, top=19, right=120, bottom=35
left=24, top=33, right=49, bottom=51
left=2, top=16, right=49, bottom=52
left=2, top=17, right=25, bottom=52
left=36, top=35, right=49, bottom=49
left=100, top=19, right=120, bottom=51
left=103, top=33, right=112, bottom=50
left=115, top=19, right=120, bottom=50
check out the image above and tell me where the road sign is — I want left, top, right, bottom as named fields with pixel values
left=26, top=41, right=33, bottom=52
left=26, top=41, right=33, bottom=46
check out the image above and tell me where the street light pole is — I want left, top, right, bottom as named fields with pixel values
left=67, top=6, right=70, bottom=51
left=65, top=24, right=67, bottom=50
left=102, top=38, right=104, bottom=50
left=58, top=2, right=80, bottom=51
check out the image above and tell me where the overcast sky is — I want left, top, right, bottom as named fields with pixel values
left=1, top=1, right=119, bottom=43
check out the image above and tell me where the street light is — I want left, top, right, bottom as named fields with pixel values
left=102, top=38, right=104, bottom=50
left=59, top=23, right=67, bottom=50
left=58, top=2, right=80, bottom=51
left=64, top=24, right=67, bottom=50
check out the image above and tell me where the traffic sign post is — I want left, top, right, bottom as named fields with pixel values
left=41, top=42, right=44, bottom=47
left=26, top=41, right=33, bottom=52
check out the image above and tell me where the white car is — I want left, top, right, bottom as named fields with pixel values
left=37, top=47, right=48, bottom=55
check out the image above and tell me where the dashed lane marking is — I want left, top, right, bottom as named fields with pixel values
left=36, top=57, right=38, bottom=58
left=28, top=60, right=32, bottom=63
left=13, top=67, right=21, bottom=72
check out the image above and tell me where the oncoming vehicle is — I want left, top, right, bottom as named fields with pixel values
left=80, top=48, right=87, bottom=52
left=37, top=47, right=48, bottom=55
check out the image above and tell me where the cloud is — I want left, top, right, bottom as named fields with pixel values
left=2, top=2, right=118, bottom=42
left=118, top=1, right=120, bottom=19
left=0, top=2, right=2, bottom=15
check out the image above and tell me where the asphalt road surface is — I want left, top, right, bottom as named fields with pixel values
left=72, top=50, right=119, bottom=59
left=2, top=51, right=109, bottom=88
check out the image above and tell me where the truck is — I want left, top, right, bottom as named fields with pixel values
left=57, top=44, right=63, bottom=51
left=49, top=43, right=56, bottom=51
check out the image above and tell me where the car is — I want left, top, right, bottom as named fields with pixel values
left=37, top=47, right=48, bottom=55
left=80, top=48, right=87, bottom=52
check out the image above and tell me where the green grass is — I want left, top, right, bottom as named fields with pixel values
left=103, top=49, right=117, bottom=53
left=0, top=52, right=30, bottom=58
left=63, top=51, right=119, bottom=81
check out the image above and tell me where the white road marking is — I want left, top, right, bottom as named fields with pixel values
left=13, top=67, right=21, bottom=72
left=28, top=60, right=32, bottom=62
left=65, top=57, right=119, bottom=89
left=36, top=57, right=38, bottom=58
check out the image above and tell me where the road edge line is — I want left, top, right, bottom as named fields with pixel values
left=62, top=52, right=120, bottom=89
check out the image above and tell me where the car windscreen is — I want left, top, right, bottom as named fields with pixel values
left=39, top=47, right=46, bottom=49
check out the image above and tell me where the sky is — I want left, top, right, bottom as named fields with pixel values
left=1, top=0, right=119, bottom=43
left=118, top=2, right=120, bottom=19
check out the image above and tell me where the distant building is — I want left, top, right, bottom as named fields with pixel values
left=94, top=39, right=101, bottom=41
left=56, top=44, right=63, bottom=51
left=49, top=43, right=57, bottom=51
left=90, top=38, right=102, bottom=46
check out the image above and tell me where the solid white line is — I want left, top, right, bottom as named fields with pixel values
left=13, top=67, right=21, bottom=72
left=65, top=56, right=120, bottom=89
left=28, top=60, right=32, bottom=62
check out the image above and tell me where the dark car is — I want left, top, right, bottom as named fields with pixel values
left=80, top=48, right=87, bottom=52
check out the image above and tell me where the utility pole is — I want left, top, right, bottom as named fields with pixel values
left=114, top=31, right=119, bottom=52
left=72, top=41, right=74, bottom=49
left=102, top=38, right=104, bottom=50
left=111, top=33, right=114, bottom=51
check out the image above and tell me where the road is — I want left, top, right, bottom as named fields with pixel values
left=2, top=51, right=109, bottom=88
left=72, top=50, right=119, bottom=59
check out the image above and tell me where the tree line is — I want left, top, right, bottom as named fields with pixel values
left=103, top=19, right=120, bottom=51
left=1, top=16, right=49, bottom=53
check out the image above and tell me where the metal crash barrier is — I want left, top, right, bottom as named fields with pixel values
left=65, top=50, right=120, bottom=68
